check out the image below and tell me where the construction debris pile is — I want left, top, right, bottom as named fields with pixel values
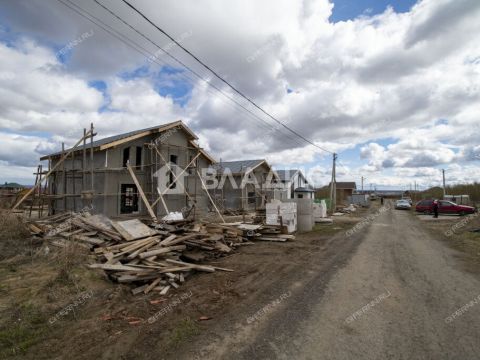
left=28, top=212, right=294, bottom=295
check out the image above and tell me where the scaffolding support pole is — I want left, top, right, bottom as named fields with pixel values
left=90, top=123, right=94, bottom=190
left=151, top=150, right=201, bottom=208
left=62, top=142, right=67, bottom=211
left=196, top=169, right=225, bottom=223
left=127, top=163, right=157, bottom=222
left=83, top=128, right=86, bottom=190
left=72, top=144, right=76, bottom=211
left=12, top=129, right=94, bottom=211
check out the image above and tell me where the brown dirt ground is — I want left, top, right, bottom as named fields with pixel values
left=413, top=211, right=480, bottom=274
left=0, top=205, right=375, bottom=359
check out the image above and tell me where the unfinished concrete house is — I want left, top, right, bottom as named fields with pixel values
left=274, top=169, right=313, bottom=200
left=39, top=121, right=216, bottom=219
left=211, top=159, right=279, bottom=212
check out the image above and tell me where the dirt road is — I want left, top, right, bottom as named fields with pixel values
left=180, top=202, right=480, bottom=359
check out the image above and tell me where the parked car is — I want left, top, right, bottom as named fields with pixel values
left=402, top=196, right=412, bottom=205
left=415, top=199, right=476, bottom=216
left=395, top=199, right=412, bottom=210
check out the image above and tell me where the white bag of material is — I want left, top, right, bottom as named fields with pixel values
left=162, top=212, right=184, bottom=221
left=319, top=200, right=327, bottom=218
left=345, top=204, right=356, bottom=212
left=313, top=200, right=328, bottom=221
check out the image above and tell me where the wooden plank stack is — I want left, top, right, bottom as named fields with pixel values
left=27, top=212, right=295, bottom=295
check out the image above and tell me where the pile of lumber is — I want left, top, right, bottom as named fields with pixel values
left=27, top=212, right=294, bottom=295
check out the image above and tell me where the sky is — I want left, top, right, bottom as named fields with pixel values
left=0, top=0, right=479, bottom=190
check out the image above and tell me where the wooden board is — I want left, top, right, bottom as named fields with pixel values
left=112, top=219, right=158, bottom=241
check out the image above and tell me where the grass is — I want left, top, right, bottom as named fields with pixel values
left=421, top=214, right=480, bottom=271
left=0, top=302, right=49, bottom=358
left=167, top=318, right=200, bottom=349
left=419, top=183, right=480, bottom=203
left=0, top=211, right=31, bottom=261
left=311, top=223, right=342, bottom=235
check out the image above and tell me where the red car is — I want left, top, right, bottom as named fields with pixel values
left=415, top=200, right=476, bottom=216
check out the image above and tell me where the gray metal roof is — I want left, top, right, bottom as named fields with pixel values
left=214, top=159, right=265, bottom=174
left=275, top=169, right=299, bottom=182
left=0, top=182, right=24, bottom=188
left=42, top=121, right=189, bottom=159
left=294, top=187, right=315, bottom=192
left=331, top=182, right=357, bottom=189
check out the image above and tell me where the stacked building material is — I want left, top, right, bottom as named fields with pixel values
left=27, top=212, right=295, bottom=294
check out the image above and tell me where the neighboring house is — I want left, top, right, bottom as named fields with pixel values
left=0, top=182, right=24, bottom=196
left=274, top=169, right=313, bottom=200
left=212, top=159, right=279, bottom=211
left=330, top=181, right=357, bottom=204
left=0, top=182, right=24, bottom=192
left=40, top=121, right=216, bottom=218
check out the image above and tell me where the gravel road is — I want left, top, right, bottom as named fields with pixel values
left=194, top=201, right=480, bottom=359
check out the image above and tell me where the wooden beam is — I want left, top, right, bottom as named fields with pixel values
left=126, top=163, right=157, bottom=222
left=150, top=146, right=192, bottom=216
left=156, top=187, right=169, bottom=214
left=196, top=169, right=225, bottom=223
left=151, top=150, right=201, bottom=208
left=12, top=129, right=93, bottom=210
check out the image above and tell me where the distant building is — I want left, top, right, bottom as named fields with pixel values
left=274, top=169, right=313, bottom=200
left=330, top=181, right=357, bottom=204
left=0, top=182, right=24, bottom=195
left=213, top=159, right=279, bottom=211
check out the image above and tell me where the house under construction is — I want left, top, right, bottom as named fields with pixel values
left=36, top=120, right=216, bottom=219
left=211, top=159, right=280, bottom=212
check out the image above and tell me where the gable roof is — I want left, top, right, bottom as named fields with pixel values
left=40, top=121, right=213, bottom=162
left=331, top=181, right=357, bottom=189
left=214, top=159, right=266, bottom=174
left=274, top=169, right=299, bottom=182
left=188, top=140, right=216, bottom=164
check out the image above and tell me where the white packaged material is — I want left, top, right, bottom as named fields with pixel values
left=313, top=200, right=328, bottom=221
left=266, top=200, right=297, bottom=233
left=162, top=212, right=184, bottom=221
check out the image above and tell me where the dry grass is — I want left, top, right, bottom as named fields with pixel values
left=421, top=215, right=480, bottom=272
left=419, top=183, right=480, bottom=204
left=0, top=211, right=32, bottom=261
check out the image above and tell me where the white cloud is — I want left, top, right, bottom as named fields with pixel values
left=1, top=0, right=480, bottom=187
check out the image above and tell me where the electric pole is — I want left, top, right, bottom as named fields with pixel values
left=414, top=181, right=417, bottom=203
left=442, top=169, right=446, bottom=198
left=329, top=153, right=337, bottom=212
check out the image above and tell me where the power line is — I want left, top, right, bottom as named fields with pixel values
left=88, top=0, right=309, bottom=149
left=56, top=0, right=276, bottom=135
left=58, top=0, right=342, bottom=195
left=115, top=0, right=334, bottom=155
left=57, top=0, right=316, bottom=153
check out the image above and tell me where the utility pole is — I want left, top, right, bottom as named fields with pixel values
left=361, top=176, right=365, bottom=193
left=329, top=153, right=337, bottom=212
left=442, top=169, right=446, bottom=198
left=414, top=181, right=417, bottom=203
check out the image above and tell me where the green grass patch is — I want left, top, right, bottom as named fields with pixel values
left=167, top=318, right=200, bottom=349
left=0, top=302, right=49, bottom=358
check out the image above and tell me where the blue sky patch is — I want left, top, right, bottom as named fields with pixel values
left=330, top=0, right=418, bottom=22
left=88, top=80, right=111, bottom=112
left=152, top=66, right=193, bottom=107
left=119, top=65, right=150, bottom=80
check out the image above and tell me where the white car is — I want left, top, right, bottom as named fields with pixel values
left=395, top=199, right=412, bottom=210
